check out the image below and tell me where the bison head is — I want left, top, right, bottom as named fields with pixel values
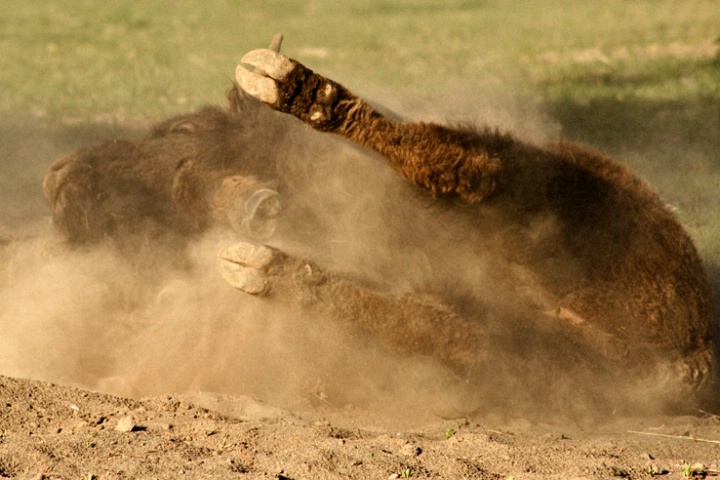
left=43, top=88, right=286, bottom=244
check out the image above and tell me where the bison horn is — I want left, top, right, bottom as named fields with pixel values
left=240, top=188, right=282, bottom=240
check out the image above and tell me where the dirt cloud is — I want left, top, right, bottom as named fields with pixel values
left=1, top=81, right=717, bottom=427
left=0, top=111, right=486, bottom=428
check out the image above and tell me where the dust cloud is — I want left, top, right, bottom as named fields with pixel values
left=0, top=111, right=486, bottom=428
left=0, top=227, right=479, bottom=427
left=0, top=81, right=716, bottom=427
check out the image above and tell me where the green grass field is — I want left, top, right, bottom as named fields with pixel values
left=2, top=0, right=719, bottom=264
left=2, top=1, right=718, bottom=119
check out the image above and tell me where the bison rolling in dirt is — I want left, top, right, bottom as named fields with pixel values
left=43, top=37, right=714, bottom=416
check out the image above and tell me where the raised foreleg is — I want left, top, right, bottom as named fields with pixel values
left=235, top=44, right=502, bottom=203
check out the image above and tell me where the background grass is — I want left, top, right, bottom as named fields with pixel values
left=1, top=0, right=719, bottom=266
left=2, top=1, right=718, bottom=120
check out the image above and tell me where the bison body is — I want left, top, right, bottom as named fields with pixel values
left=43, top=44, right=715, bottom=416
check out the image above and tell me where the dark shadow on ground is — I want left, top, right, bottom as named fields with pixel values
left=546, top=96, right=720, bottom=158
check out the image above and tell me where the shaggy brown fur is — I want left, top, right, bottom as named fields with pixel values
left=252, top=57, right=713, bottom=368
left=43, top=52, right=714, bottom=415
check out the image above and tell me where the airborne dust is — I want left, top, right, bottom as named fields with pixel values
left=0, top=83, right=717, bottom=428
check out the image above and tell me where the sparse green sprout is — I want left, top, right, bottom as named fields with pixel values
left=443, top=428, right=456, bottom=440
left=400, top=468, right=413, bottom=478
left=683, top=462, right=707, bottom=477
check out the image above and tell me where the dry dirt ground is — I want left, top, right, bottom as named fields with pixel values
left=2, top=118, right=720, bottom=480
left=2, top=374, right=720, bottom=480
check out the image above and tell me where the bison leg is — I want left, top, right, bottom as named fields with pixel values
left=218, top=242, right=276, bottom=295
left=217, top=242, right=489, bottom=375
left=235, top=44, right=501, bottom=203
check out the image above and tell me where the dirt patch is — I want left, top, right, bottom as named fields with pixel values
left=1, top=375, right=720, bottom=479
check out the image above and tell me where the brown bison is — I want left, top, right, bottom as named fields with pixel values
left=43, top=37, right=714, bottom=416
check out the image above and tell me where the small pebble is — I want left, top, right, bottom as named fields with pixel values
left=116, top=415, right=136, bottom=433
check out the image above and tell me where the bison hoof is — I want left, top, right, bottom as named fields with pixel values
left=235, top=49, right=296, bottom=106
left=217, top=242, right=276, bottom=295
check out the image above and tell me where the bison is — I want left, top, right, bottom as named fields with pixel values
left=43, top=37, right=714, bottom=416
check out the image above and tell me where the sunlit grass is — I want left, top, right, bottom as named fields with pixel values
left=1, top=0, right=718, bottom=120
